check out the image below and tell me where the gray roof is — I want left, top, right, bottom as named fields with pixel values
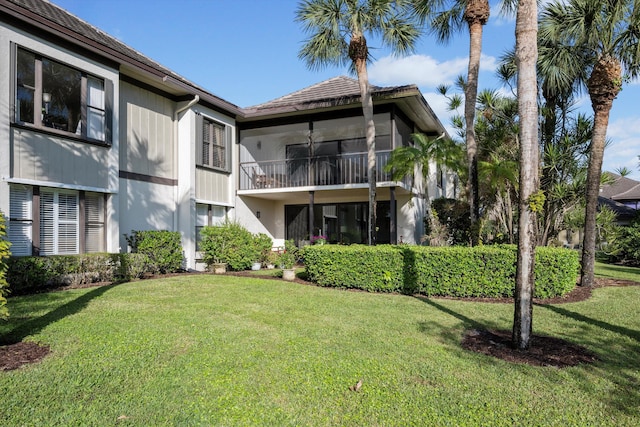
left=2, top=0, right=241, bottom=114
left=246, top=76, right=414, bottom=111
left=242, top=76, right=447, bottom=135
left=600, top=173, right=640, bottom=201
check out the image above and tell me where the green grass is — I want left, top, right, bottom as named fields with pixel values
left=1, top=275, right=639, bottom=426
left=595, top=261, right=640, bottom=282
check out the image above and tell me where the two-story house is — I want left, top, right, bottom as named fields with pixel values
left=1, top=0, right=452, bottom=271
left=237, top=77, right=449, bottom=247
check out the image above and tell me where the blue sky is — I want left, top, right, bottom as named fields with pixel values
left=52, top=0, right=640, bottom=179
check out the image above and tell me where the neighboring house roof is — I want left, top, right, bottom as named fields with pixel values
left=1, top=0, right=242, bottom=115
left=241, top=76, right=447, bottom=136
left=598, top=196, right=638, bottom=223
left=600, top=172, right=640, bottom=201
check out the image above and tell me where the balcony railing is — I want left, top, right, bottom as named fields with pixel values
left=240, top=151, right=407, bottom=190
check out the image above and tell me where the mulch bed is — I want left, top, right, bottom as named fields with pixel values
left=0, top=341, right=50, bottom=371
left=1, top=275, right=636, bottom=371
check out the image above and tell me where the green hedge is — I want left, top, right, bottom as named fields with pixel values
left=6, top=253, right=153, bottom=295
left=303, top=245, right=404, bottom=292
left=125, top=230, right=183, bottom=274
left=0, top=211, right=10, bottom=319
left=199, top=221, right=264, bottom=271
left=303, top=245, right=578, bottom=298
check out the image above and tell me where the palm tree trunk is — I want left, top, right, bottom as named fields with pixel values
left=513, top=0, right=538, bottom=351
left=580, top=108, right=610, bottom=287
left=353, top=52, right=376, bottom=246
left=466, top=21, right=483, bottom=245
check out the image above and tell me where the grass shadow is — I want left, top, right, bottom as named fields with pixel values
left=534, top=302, right=640, bottom=343
left=1, top=283, right=120, bottom=345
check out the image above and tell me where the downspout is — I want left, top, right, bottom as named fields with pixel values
left=173, top=94, right=199, bottom=233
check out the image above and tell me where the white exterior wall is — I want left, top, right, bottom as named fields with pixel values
left=0, top=21, right=120, bottom=253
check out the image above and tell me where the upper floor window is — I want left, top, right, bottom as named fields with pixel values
left=198, top=116, right=229, bottom=172
left=15, top=47, right=111, bottom=144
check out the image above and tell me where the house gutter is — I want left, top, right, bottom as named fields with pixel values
left=173, top=94, right=200, bottom=233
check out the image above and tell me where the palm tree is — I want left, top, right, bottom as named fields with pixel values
left=412, top=0, right=491, bottom=245
left=513, top=0, right=539, bottom=350
left=384, top=132, right=464, bottom=242
left=296, top=0, right=419, bottom=245
left=539, top=0, right=640, bottom=287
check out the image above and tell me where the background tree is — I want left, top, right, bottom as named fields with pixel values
left=413, top=0, right=491, bottom=245
left=539, top=0, right=640, bottom=287
left=512, top=0, right=539, bottom=350
left=297, top=0, right=419, bottom=245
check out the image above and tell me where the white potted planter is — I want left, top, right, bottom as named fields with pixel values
left=282, top=268, right=296, bottom=281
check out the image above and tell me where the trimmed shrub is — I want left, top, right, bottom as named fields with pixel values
left=0, top=211, right=10, bottom=319
left=534, top=247, right=580, bottom=298
left=303, top=245, right=404, bottom=292
left=125, top=230, right=183, bottom=274
left=410, top=246, right=517, bottom=297
left=304, top=244, right=578, bottom=298
left=6, top=253, right=153, bottom=295
left=200, top=221, right=259, bottom=271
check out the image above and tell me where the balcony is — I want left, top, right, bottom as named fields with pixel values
left=239, top=151, right=409, bottom=191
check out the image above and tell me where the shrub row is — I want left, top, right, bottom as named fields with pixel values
left=0, top=212, right=10, bottom=319
left=303, top=245, right=579, bottom=298
left=6, top=253, right=153, bottom=296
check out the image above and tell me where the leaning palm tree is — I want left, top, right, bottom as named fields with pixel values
left=412, top=0, right=491, bottom=245
left=539, top=0, right=640, bottom=287
left=296, top=0, right=419, bottom=245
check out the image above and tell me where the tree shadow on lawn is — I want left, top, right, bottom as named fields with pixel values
left=414, top=296, right=597, bottom=368
left=1, top=283, right=121, bottom=370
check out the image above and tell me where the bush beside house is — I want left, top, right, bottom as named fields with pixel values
left=125, top=230, right=184, bottom=274
left=304, top=245, right=578, bottom=298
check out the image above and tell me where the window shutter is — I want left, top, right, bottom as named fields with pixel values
left=40, top=191, right=55, bottom=255
left=85, top=193, right=105, bottom=253
left=104, top=78, right=113, bottom=145
left=9, top=185, right=32, bottom=256
left=195, top=114, right=203, bottom=165
left=57, top=192, right=78, bottom=254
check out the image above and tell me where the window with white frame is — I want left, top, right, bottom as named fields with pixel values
left=199, top=117, right=228, bottom=171
left=40, top=190, right=79, bottom=255
left=195, top=204, right=226, bottom=250
left=8, top=186, right=106, bottom=256
left=15, top=46, right=110, bottom=144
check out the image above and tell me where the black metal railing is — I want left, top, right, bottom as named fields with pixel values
left=240, top=151, right=408, bottom=190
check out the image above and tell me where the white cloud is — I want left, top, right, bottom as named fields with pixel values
left=369, top=54, right=498, bottom=89
left=603, top=117, right=640, bottom=179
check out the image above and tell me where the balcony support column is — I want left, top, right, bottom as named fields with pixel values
left=308, top=191, right=315, bottom=243
left=390, top=186, right=397, bottom=244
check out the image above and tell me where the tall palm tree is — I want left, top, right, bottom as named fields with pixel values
left=413, top=0, right=491, bottom=245
left=539, top=0, right=640, bottom=287
left=513, top=0, right=539, bottom=350
left=296, top=0, right=419, bottom=245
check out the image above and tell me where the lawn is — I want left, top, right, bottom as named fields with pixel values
left=0, top=273, right=639, bottom=426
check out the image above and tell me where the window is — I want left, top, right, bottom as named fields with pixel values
left=15, top=47, right=110, bottom=143
left=195, top=204, right=226, bottom=250
left=199, top=117, right=228, bottom=171
left=8, top=186, right=105, bottom=256
left=40, top=190, right=79, bottom=255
